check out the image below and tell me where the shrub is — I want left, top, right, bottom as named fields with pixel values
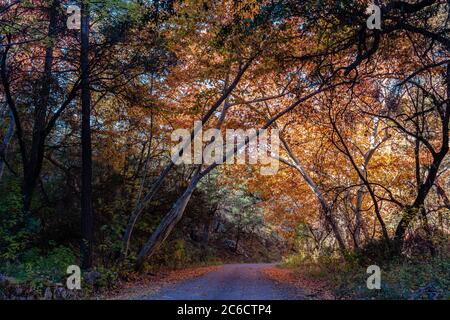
left=0, top=179, right=39, bottom=261
left=283, top=251, right=449, bottom=300
left=0, top=246, right=77, bottom=288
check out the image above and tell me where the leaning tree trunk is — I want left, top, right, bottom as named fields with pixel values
left=134, top=168, right=201, bottom=271
left=321, top=205, right=348, bottom=257
left=122, top=161, right=174, bottom=257
left=122, top=61, right=253, bottom=258
left=277, top=136, right=348, bottom=256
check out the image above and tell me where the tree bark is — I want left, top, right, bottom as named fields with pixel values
left=80, top=1, right=93, bottom=270
left=122, top=161, right=174, bottom=258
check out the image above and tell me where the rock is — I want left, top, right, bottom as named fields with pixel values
left=84, top=270, right=102, bottom=286
left=54, top=286, right=70, bottom=300
left=224, top=239, right=237, bottom=250
left=15, top=287, right=23, bottom=296
left=213, top=220, right=226, bottom=233
left=0, top=274, right=17, bottom=285
left=53, top=287, right=62, bottom=299
left=44, top=287, right=53, bottom=300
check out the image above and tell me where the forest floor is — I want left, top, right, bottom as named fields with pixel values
left=105, top=263, right=329, bottom=300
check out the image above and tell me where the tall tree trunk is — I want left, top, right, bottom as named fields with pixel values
left=22, top=0, right=59, bottom=213
left=80, top=1, right=93, bottom=270
left=1, top=1, right=79, bottom=214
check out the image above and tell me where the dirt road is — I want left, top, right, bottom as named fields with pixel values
left=139, top=263, right=307, bottom=300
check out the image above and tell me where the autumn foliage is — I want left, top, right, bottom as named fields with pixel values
left=0, top=0, right=448, bottom=299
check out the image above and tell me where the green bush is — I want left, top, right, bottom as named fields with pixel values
left=0, top=246, right=77, bottom=288
left=0, top=179, right=37, bottom=261
left=283, top=250, right=449, bottom=300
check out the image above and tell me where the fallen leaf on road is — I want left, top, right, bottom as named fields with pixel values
left=103, top=265, right=221, bottom=300
left=262, top=266, right=334, bottom=300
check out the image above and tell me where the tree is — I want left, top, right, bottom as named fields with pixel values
left=80, top=0, right=93, bottom=270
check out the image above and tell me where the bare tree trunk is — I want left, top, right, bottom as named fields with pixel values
left=354, top=187, right=370, bottom=242
left=133, top=84, right=235, bottom=268
left=80, top=1, right=93, bottom=270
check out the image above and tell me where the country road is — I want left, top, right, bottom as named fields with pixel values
left=138, top=263, right=307, bottom=300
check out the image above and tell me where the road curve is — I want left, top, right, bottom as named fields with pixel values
left=139, top=263, right=307, bottom=300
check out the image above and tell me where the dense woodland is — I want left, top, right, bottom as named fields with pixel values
left=0, top=0, right=449, bottom=299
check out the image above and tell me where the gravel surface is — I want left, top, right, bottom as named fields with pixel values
left=139, top=263, right=307, bottom=300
